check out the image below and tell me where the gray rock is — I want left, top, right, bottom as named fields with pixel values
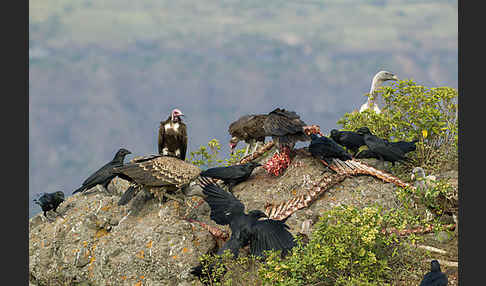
left=29, top=150, right=458, bottom=285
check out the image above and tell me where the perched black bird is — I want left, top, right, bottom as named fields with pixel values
left=34, top=191, right=65, bottom=217
left=190, top=179, right=296, bottom=280
left=329, top=129, right=366, bottom=156
left=72, top=148, right=132, bottom=195
left=158, top=108, right=188, bottom=160
left=356, top=139, right=418, bottom=160
left=389, top=139, right=418, bottom=154
left=308, top=134, right=352, bottom=165
left=199, top=162, right=261, bottom=190
left=419, top=260, right=448, bottom=286
left=356, top=127, right=409, bottom=166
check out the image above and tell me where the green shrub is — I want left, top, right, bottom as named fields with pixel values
left=259, top=205, right=399, bottom=286
left=336, top=80, right=458, bottom=173
left=187, top=139, right=246, bottom=168
left=195, top=250, right=263, bottom=286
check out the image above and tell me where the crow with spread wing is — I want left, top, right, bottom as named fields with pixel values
left=190, top=177, right=296, bottom=281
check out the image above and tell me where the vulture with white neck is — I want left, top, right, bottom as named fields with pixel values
left=359, top=71, right=399, bottom=114
left=158, top=108, right=188, bottom=160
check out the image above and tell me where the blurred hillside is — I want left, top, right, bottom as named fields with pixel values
left=29, top=0, right=457, bottom=217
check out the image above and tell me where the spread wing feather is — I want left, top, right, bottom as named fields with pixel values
left=250, top=219, right=296, bottom=258
left=199, top=181, right=245, bottom=226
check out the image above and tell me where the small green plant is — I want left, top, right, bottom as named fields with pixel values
left=187, top=139, right=246, bottom=168
left=337, top=80, right=458, bottom=173
left=196, top=250, right=263, bottom=286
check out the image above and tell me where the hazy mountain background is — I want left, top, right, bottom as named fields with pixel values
left=29, top=0, right=457, bottom=217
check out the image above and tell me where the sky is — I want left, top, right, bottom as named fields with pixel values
left=29, top=0, right=458, bottom=217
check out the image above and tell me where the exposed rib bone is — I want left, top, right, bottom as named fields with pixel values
left=264, top=158, right=411, bottom=220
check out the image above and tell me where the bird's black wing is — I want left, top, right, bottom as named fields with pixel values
left=199, top=181, right=245, bottom=226
left=80, top=159, right=119, bottom=187
left=200, top=165, right=250, bottom=181
left=250, top=219, right=296, bottom=258
left=365, top=136, right=408, bottom=161
left=355, top=149, right=380, bottom=159
left=309, top=137, right=352, bottom=161
left=339, top=131, right=365, bottom=149
left=158, top=119, right=168, bottom=155
left=179, top=121, right=188, bottom=160
left=389, top=140, right=418, bottom=154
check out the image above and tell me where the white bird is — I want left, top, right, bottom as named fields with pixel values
left=359, top=71, right=399, bottom=114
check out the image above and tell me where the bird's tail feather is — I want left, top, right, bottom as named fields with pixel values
left=118, top=185, right=138, bottom=206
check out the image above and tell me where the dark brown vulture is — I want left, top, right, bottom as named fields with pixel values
left=261, top=108, right=311, bottom=176
left=228, top=114, right=267, bottom=156
left=263, top=108, right=310, bottom=151
left=114, top=155, right=201, bottom=214
left=158, top=108, right=188, bottom=160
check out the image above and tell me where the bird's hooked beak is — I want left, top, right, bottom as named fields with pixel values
left=229, top=139, right=238, bottom=154
left=391, top=74, right=399, bottom=81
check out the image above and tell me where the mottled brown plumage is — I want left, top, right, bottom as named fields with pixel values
left=158, top=109, right=188, bottom=160
left=228, top=114, right=267, bottom=154
left=114, top=155, right=201, bottom=204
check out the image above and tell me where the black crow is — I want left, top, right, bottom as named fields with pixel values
left=329, top=129, right=366, bottom=156
left=33, top=191, right=65, bottom=217
left=355, top=137, right=418, bottom=162
left=308, top=134, right=352, bottom=165
left=72, top=148, right=132, bottom=195
left=389, top=139, right=418, bottom=154
left=199, top=162, right=261, bottom=190
left=190, top=178, right=296, bottom=280
left=159, top=108, right=188, bottom=160
left=419, top=260, right=448, bottom=286
left=356, top=127, right=409, bottom=166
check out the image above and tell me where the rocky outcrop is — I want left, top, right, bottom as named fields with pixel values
left=29, top=149, right=457, bottom=285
